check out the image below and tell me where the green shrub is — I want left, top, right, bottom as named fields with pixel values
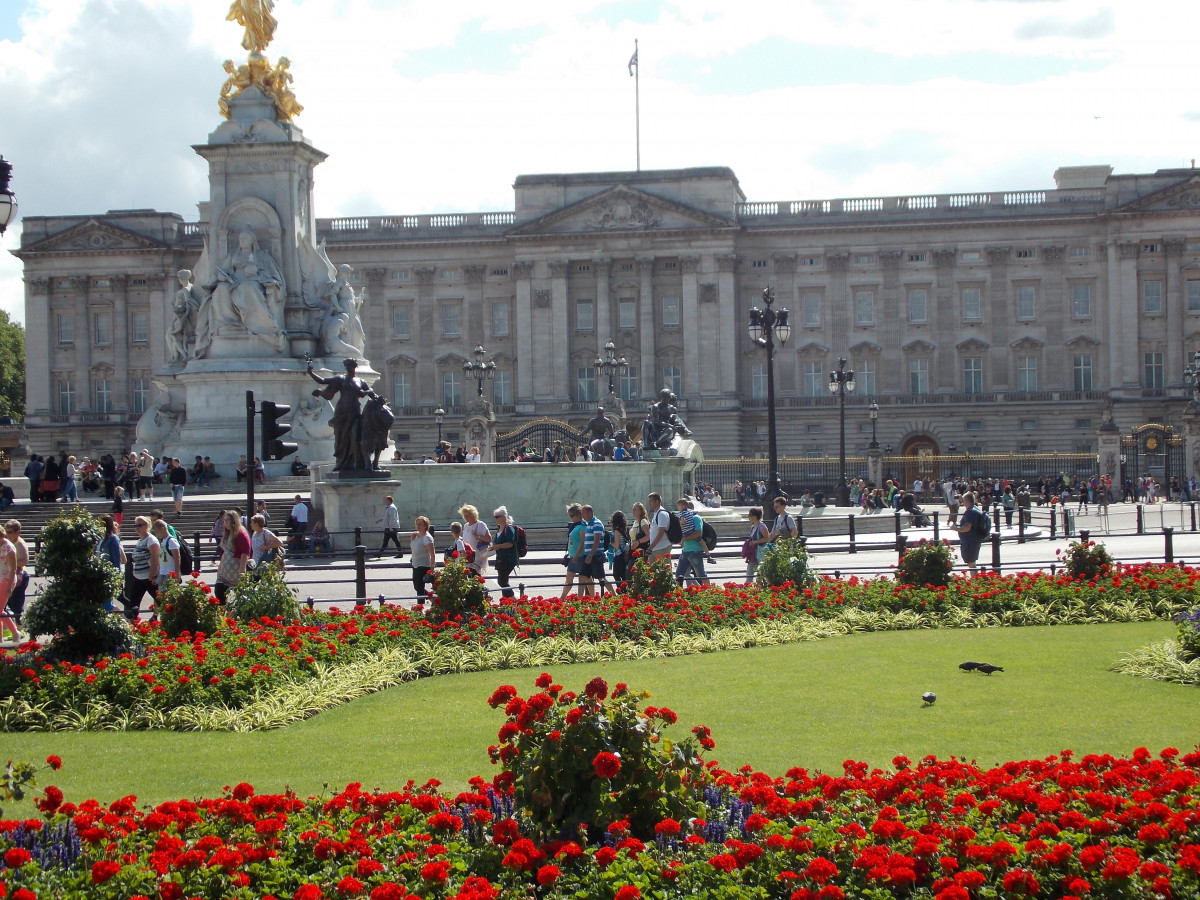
left=429, top=558, right=488, bottom=621
left=895, top=538, right=954, bottom=587
left=225, top=562, right=300, bottom=623
left=489, top=674, right=711, bottom=841
left=1175, top=607, right=1200, bottom=660
left=1058, top=539, right=1114, bottom=580
left=21, top=507, right=129, bottom=660
left=157, top=574, right=225, bottom=638
left=756, top=536, right=818, bottom=589
left=628, top=553, right=678, bottom=603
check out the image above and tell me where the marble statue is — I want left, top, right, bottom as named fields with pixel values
left=581, top=406, right=616, bottom=459
left=227, top=0, right=277, bottom=53
left=135, top=383, right=184, bottom=452
left=306, top=356, right=379, bottom=473
left=167, top=269, right=205, bottom=363
left=318, top=264, right=366, bottom=358
left=290, top=395, right=336, bottom=441
left=195, top=228, right=288, bottom=356
left=642, top=388, right=692, bottom=451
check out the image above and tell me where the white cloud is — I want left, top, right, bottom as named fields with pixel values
left=2, top=0, right=1198, bottom=324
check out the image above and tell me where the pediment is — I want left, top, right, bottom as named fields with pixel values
left=796, top=341, right=829, bottom=355
left=848, top=340, right=882, bottom=355
left=1009, top=336, right=1045, bottom=351
left=902, top=339, right=936, bottom=353
left=1113, top=175, right=1200, bottom=214
left=1064, top=333, right=1100, bottom=349
left=23, top=218, right=169, bottom=254
left=955, top=338, right=990, bottom=352
left=508, top=185, right=735, bottom=237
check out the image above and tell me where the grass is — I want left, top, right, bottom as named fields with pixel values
left=4, top=621, right=1197, bottom=809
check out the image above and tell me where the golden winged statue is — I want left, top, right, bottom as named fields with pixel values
left=227, top=0, right=277, bottom=53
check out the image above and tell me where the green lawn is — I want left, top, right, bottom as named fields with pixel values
left=5, top=622, right=1197, bottom=808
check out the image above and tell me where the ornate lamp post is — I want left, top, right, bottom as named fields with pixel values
left=434, top=407, right=445, bottom=445
left=0, top=157, right=16, bottom=237
left=1184, top=349, right=1200, bottom=411
left=868, top=402, right=879, bottom=450
left=748, top=286, right=791, bottom=500
left=593, top=340, right=628, bottom=396
left=462, top=345, right=496, bottom=398
left=828, top=356, right=856, bottom=505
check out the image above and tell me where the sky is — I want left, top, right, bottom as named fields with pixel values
left=1, top=0, right=1198, bottom=324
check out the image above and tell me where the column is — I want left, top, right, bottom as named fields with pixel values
left=680, top=255, right=701, bottom=398
left=879, top=250, right=904, bottom=383
left=1165, top=237, right=1186, bottom=385
left=113, top=275, right=129, bottom=414
left=513, top=261, right=535, bottom=411
left=932, top=249, right=957, bottom=391
left=594, top=258, right=611, bottom=349
left=985, top=247, right=1010, bottom=391
left=76, top=277, right=92, bottom=411
left=637, top=257, right=656, bottom=397
left=1041, top=246, right=1065, bottom=387
left=464, top=265, right=486, bottom=347
left=549, top=260, right=570, bottom=403
left=1110, top=240, right=1140, bottom=390
left=414, top=266, right=437, bottom=403
left=717, top=253, right=740, bottom=396
left=25, top=278, right=51, bottom=416
left=826, top=251, right=850, bottom=366
left=363, top=268, right=388, bottom=369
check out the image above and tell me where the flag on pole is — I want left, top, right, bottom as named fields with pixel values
left=628, top=46, right=638, bottom=76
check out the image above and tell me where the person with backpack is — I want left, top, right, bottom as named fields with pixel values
left=742, top=506, right=770, bottom=582
left=956, top=491, right=985, bottom=575
left=151, top=519, right=182, bottom=595
left=768, top=496, right=797, bottom=542
left=580, top=504, right=611, bottom=596
left=675, top=497, right=710, bottom=587
left=646, top=492, right=675, bottom=560
left=490, top=505, right=520, bottom=600
left=610, top=510, right=632, bottom=586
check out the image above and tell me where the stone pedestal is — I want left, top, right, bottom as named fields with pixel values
left=1182, top=408, right=1200, bottom=480
left=1097, top=421, right=1122, bottom=485
left=312, top=478, right=403, bottom=534
left=867, top=447, right=884, bottom=489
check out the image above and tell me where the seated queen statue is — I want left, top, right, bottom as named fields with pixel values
left=195, top=227, right=288, bottom=356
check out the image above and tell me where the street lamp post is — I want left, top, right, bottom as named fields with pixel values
left=462, top=345, right=496, bottom=398
left=868, top=402, right=879, bottom=450
left=593, top=340, right=628, bottom=396
left=0, top=157, right=17, bottom=237
left=434, top=407, right=445, bottom=445
left=828, top=356, right=856, bottom=506
left=748, top=286, right=791, bottom=500
left=1184, top=350, right=1200, bottom=411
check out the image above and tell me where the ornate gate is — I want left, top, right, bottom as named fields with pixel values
left=1120, top=424, right=1185, bottom=489
left=493, top=418, right=581, bottom=461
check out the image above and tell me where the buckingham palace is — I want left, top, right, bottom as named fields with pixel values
left=14, top=161, right=1200, bottom=464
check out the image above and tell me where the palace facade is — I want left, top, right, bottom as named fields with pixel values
left=15, top=162, right=1200, bottom=463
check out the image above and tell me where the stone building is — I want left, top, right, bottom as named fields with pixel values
left=14, top=162, right=1200, bottom=464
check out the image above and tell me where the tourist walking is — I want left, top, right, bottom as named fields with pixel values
left=4, top=520, right=29, bottom=624
left=629, top=502, right=650, bottom=560
left=169, top=457, right=187, bottom=516
left=377, top=495, right=403, bottom=556
left=675, top=497, right=709, bottom=587
left=768, top=496, right=797, bottom=541
left=288, top=495, right=309, bottom=556
left=610, top=509, right=632, bottom=585
left=125, top=516, right=160, bottom=621
left=579, top=503, right=608, bottom=596
left=744, top=506, right=769, bottom=582
left=956, top=492, right=984, bottom=575
left=95, top=515, right=124, bottom=611
left=138, top=449, right=155, bottom=500
left=249, top=514, right=285, bottom=566
left=561, top=503, right=586, bottom=599
left=62, top=455, right=79, bottom=502
left=215, top=510, right=251, bottom=602
left=646, top=492, right=673, bottom=560
left=0, top=525, right=22, bottom=647
left=459, top=505, right=492, bottom=575
left=409, top=516, right=435, bottom=606
left=490, top=505, right=519, bottom=599
left=151, top=519, right=181, bottom=594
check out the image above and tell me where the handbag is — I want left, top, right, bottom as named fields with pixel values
left=40, top=479, right=60, bottom=492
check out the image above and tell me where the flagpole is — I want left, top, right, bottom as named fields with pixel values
left=634, top=38, right=640, bottom=171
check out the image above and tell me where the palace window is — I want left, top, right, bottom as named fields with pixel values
left=662, top=296, right=680, bottom=327
left=131, top=376, right=149, bottom=414
left=1017, top=356, right=1038, bottom=392
left=493, top=371, right=512, bottom=407
left=442, top=371, right=461, bottom=407
left=1073, top=355, right=1093, bottom=391
left=1071, top=283, right=1092, bottom=318
left=856, top=360, right=876, bottom=396
left=751, top=363, right=768, bottom=401
left=619, top=367, right=639, bottom=401
left=907, top=289, right=927, bottom=324
left=1144, top=352, right=1164, bottom=389
left=1143, top=280, right=1164, bottom=315
left=961, top=287, right=982, bottom=322
left=94, top=378, right=112, bottom=413
left=576, top=300, right=594, bottom=332
left=802, top=361, right=822, bottom=397
left=618, top=298, right=637, bottom=329
left=662, top=364, right=681, bottom=396
left=854, top=291, right=874, bottom=326
left=963, top=357, right=982, bottom=394
left=392, top=372, right=411, bottom=409
left=576, top=367, right=597, bottom=403
left=1016, top=286, right=1036, bottom=320
left=801, top=292, right=821, bottom=327
left=57, top=378, right=75, bottom=414
left=56, top=313, right=74, bottom=345
left=440, top=303, right=460, bottom=338
left=908, top=359, right=929, bottom=395
left=130, top=312, right=148, bottom=343
left=92, top=312, right=111, bottom=346
left=492, top=301, right=510, bottom=337
left=1188, top=281, right=1200, bottom=314
left=392, top=304, right=410, bottom=338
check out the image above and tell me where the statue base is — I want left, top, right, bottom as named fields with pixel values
left=332, top=468, right=391, bottom=480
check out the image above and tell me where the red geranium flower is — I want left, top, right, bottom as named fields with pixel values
left=593, top=751, right=621, bottom=779
left=537, top=864, right=561, bottom=886
left=4, top=847, right=32, bottom=868
left=45, top=754, right=63, bottom=770
left=92, top=860, right=122, bottom=884
left=614, top=887, right=641, bottom=900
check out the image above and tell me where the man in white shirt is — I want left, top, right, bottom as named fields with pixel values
left=646, top=491, right=672, bottom=559
left=288, top=495, right=310, bottom=556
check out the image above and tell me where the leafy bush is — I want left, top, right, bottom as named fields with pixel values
left=755, top=536, right=818, bottom=588
left=895, top=538, right=954, bottom=587
left=1176, top=607, right=1200, bottom=660
left=627, top=553, right=678, bottom=604
left=429, top=558, right=488, bottom=621
left=1058, top=539, right=1114, bottom=580
left=21, top=507, right=128, bottom=660
left=488, top=674, right=711, bottom=841
left=225, top=562, right=300, bottom=623
left=156, top=574, right=224, bottom=638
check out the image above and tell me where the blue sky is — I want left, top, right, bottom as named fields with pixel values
left=1, top=0, right=1198, bottom=322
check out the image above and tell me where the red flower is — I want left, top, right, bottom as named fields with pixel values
left=584, top=676, right=609, bottom=700
left=614, top=888, right=641, bottom=900
left=369, top=885, right=409, bottom=900
left=13, top=889, right=38, bottom=900
left=709, top=853, right=739, bottom=872
left=336, top=877, right=363, bottom=896
left=420, top=860, right=451, bottom=882
left=593, top=751, right=621, bottom=779
left=294, top=886, right=324, bottom=900
left=537, top=864, right=561, bottom=886
left=655, top=818, right=682, bottom=836
left=1002, top=869, right=1040, bottom=896
left=4, top=847, right=32, bottom=868
left=92, top=860, right=122, bottom=884
left=45, top=755, right=63, bottom=770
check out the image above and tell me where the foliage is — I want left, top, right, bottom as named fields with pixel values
left=0, top=309, right=25, bottom=421
left=894, top=537, right=954, bottom=587
left=489, top=675, right=711, bottom=841
left=755, top=536, right=818, bottom=589
left=1112, top=639, right=1200, bottom=685
left=429, top=557, right=488, bottom=622
left=1, top=754, right=59, bottom=818
left=1058, top=538, right=1115, bottom=580
left=21, top=507, right=128, bottom=660
left=1175, top=606, right=1200, bottom=660
left=224, top=561, right=300, bottom=623
left=627, top=552, right=678, bottom=604
left=155, top=574, right=224, bottom=639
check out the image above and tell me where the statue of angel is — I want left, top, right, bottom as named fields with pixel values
left=298, top=238, right=366, bottom=357
left=227, top=0, right=277, bottom=54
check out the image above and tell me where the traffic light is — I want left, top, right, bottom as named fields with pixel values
left=260, top=401, right=298, bottom=460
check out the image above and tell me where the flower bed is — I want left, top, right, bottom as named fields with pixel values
left=2, top=675, right=1199, bottom=900
left=1, top=564, right=1196, bottom=732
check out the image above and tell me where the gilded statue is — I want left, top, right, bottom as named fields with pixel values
left=218, top=55, right=303, bottom=121
left=227, top=0, right=277, bottom=54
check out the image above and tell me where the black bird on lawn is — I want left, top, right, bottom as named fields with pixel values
left=976, top=664, right=1004, bottom=675
left=959, top=661, right=984, bottom=671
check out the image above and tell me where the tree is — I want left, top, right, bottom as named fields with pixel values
left=0, top=310, right=24, bottom=421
